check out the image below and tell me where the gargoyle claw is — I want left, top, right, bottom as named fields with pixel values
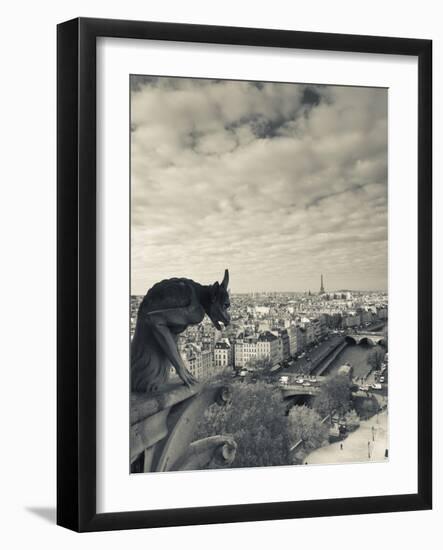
left=178, top=368, right=197, bottom=387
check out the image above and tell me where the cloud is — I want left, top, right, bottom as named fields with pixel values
left=130, top=77, right=387, bottom=294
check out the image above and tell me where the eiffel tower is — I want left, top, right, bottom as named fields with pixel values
left=320, top=274, right=325, bottom=294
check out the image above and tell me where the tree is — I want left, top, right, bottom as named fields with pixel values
left=383, top=325, right=389, bottom=351
left=354, top=396, right=380, bottom=420
left=194, top=381, right=291, bottom=468
left=288, top=405, right=329, bottom=451
left=247, top=356, right=273, bottom=372
left=367, top=348, right=385, bottom=371
left=343, top=409, right=360, bottom=431
left=313, top=373, right=352, bottom=419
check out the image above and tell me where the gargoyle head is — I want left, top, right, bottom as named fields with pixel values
left=208, top=269, right=231, bottom=331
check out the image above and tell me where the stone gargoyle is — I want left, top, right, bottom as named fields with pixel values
left=131, top=269, right=231, bottom=393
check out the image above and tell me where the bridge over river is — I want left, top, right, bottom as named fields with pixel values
left=280, top=379, right=384, bottom=400
left=280, top=375, right=327, bottom=398
left=281, top=384, right=322, bottom=399
left=280, top=328, right=386, bottom=393
left=345, top=332, right=385, bottom=345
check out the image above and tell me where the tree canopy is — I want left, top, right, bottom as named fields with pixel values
left=194, top=381, right=291, bottom=468
left=353, top=395, right=380, bottom=420
left=288, top=405, right=329, bottom=451
left=246, top=356, right=274, bottom=371
left=313, top=373, right=352, bottom=419
left=367, top=348, right=385, bottom=371
left=343, top=409, right=360, bottom=431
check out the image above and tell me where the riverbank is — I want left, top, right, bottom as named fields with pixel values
left=312, top=340, right=347, bottom=375
left=304, top=410, right=388, bottom=465
left=327, top=342, right=386, bottom=379
left=284, top=335, right=345, bottom=376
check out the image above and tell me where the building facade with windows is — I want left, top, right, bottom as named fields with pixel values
left=234, top=331, right=281, bottom=368
left=214, top=339, right=232, bottom=370
left=257, top=331, right=280, bottom=366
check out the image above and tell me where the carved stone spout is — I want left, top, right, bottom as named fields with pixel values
left=131, top=382, right=236, bottom=473
left=178, top=436, right=237, bottom=470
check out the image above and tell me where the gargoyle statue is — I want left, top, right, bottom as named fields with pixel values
left=131, top=269, right=231, bottom=393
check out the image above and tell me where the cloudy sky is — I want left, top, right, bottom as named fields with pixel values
left=131, top=76, right=387, bottom=295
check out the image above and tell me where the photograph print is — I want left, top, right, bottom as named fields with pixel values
left=130, top=75, right=388, bottom=474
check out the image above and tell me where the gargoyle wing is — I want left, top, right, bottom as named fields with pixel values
left=139, top=278, right=193, bottom=316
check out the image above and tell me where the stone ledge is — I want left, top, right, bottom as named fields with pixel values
left=130, top=381, right=234, bottom=472
left=131, top=382, right=204, bottom=425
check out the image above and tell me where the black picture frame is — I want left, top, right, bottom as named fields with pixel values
left=57, top=17, right=432, bottom=532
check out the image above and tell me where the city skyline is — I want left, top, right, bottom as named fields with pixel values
left=131, top=277, right=388, bottom=297
left=131, top=76, right=387, bottom=295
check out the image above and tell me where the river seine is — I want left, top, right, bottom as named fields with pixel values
left=328, top=342, right=386, bottom=379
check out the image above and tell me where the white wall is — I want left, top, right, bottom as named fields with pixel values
left=0, top=0, right=441, bottom=547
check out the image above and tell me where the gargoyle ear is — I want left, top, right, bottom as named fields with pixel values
left=211, top=281, right=220, bottom=302
left=221, top=269, right=229, bottom=290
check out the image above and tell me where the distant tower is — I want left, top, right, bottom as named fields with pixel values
left=320, top=274, right=325, bottom=294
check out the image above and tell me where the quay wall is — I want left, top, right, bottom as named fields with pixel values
left=301, top=337, right=345, bottom=375
left=313, top=341, right=347, bottom=375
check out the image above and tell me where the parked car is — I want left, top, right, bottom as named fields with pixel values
left=371, top=383, right=382, bottom=390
